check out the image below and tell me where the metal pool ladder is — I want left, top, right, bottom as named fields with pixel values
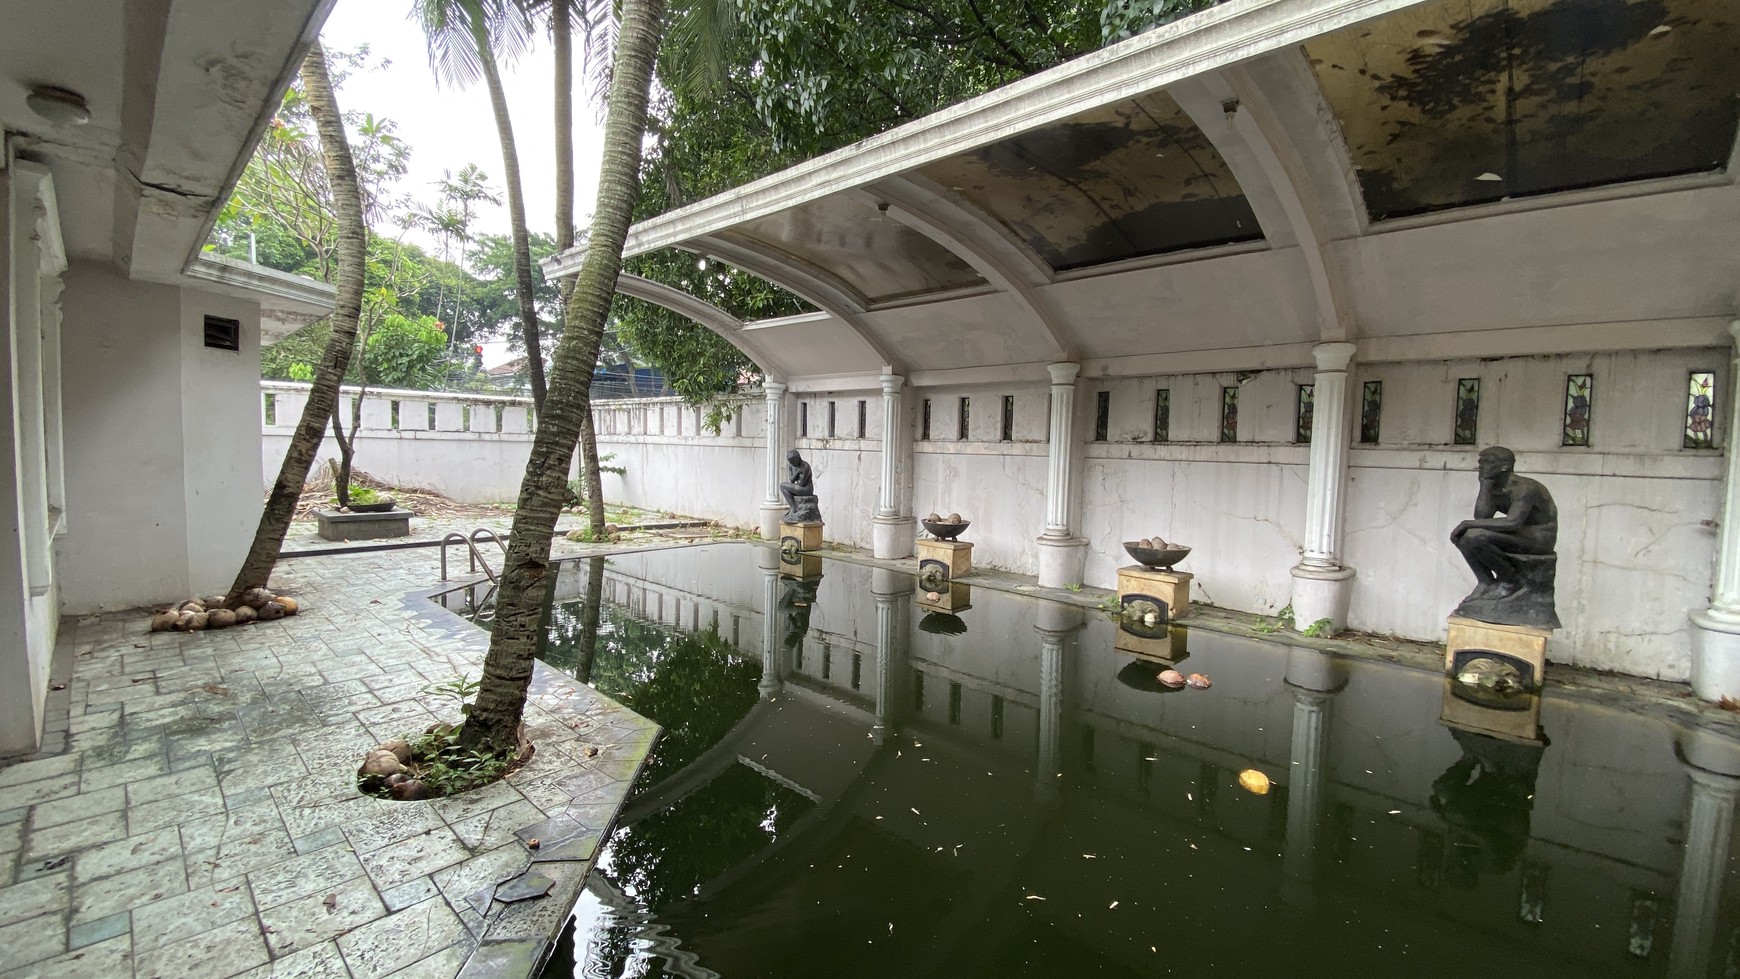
left=440, top=528, right=508, bottom=583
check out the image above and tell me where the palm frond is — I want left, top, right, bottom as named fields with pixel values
left=664, top=0, right=737, bottom=98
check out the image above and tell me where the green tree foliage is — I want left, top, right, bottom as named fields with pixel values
left=365, top=314, right=452, bottom=389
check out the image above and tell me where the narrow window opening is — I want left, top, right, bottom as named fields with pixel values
left=921, top=399, right=932, bottom=441
left=857, top=399, right=867, bottom=437
left=1219, top=387, right=1239, bottom=443
left=958, top=397, right=970, bottom=440
left=1153, top=389, right=1169, bottom=442
left=1094, top=391, right=1110, bottom=441
left=1001, top=395, right=1015, bottom=441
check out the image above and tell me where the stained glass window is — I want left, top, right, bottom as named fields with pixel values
left=1094, top=391, right=1110, bottom=441
left=1296, top=384, right=1315, bottom=444
left=1360, top=381, right=1382, bottom=444
left=1686, top=371, right=1716, bottom=449
left=1153, top=388, right=1170, bottom=442
left=1453, top=378, right=1480, bottom=445
left=1220, top=386, right=1239, bottom=443
left=1562, top=374, right=1592, bottom=447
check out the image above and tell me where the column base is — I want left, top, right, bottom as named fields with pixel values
left=1289, top=564, right=1355, bottom=632
left=872, top=514, right=916, bottom=560
left=1035, top=535, right=1087, bottom=590
left=759, top=503, right=786, bottom=541
left=1690, top=608, right=1740, bottom=702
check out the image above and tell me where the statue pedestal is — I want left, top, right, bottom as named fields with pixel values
left=917, top=539, right=973, bottom=583
left=1439, top=682, right=1544, bottom=746
left=1445, top=616, right=1549, bottom=690
left=917, top=581, right=972, bottom=613
left=1117, top=566, right=1193, bottom=622
left=1115, top=623, right=1190, bottom=665
left=780, top=521, right=824, bottom=552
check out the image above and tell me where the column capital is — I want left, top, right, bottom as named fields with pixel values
left=880, top=373, right=906, bottom=395
left=1311, top=341, right=1357, bottom=373
left=763, top=381, right=787, bottom=399
left=1047, top=362, right=1081, bottom=386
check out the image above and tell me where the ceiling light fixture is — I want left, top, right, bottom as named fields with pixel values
left=26, top=85, right=91, bottom=127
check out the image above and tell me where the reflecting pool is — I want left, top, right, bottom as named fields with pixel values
left=459, top=543, right=1740, bottom=978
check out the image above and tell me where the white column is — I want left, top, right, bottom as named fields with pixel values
left=1691, top=322, right=1740, bottom=700
left=871, top=568, right=910, bottom=743
left=1036, top=363, right=1087, bottom=588
left=1280, top=648, right=1344, bottom=909
left=759, top=381, right=788, bottom=540
left=872, top=373, right=915, bottom=559
left=1668, top=759, right=1740, bottom=977
left=1290, top=341, right=1358, bottom=631
left=0, top=168, right=44, bottom=756
left=758, top=547, right=783, bottom=700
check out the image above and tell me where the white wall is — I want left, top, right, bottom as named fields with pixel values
left=547, top=346, right=1728, bottom=682
left=59, top=261, right=266, bottom=612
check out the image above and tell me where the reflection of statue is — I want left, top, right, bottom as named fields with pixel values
left=779, top=449, right=822, bottom=523
left=1450, top=446, right=1560, bottom=628
left=778, top=577, right=819, bottom=650
left=1429, top=729, right=1544, bottom=888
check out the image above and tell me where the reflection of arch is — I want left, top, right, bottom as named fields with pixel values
left=615, top=273, right=788, bottom=383
left=692, top=234, right=902, bottom=372
left=613, top=698, right=786, bottom=829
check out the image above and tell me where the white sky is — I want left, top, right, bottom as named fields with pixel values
left=319, top=0, right=607, bottom=249
left=318, top=0, right=609, bottom=365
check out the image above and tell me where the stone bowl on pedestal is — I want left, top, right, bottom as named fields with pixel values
left=922, top=519, right=971, bottom=541
left=1123, top=541, right=1191, bottom=571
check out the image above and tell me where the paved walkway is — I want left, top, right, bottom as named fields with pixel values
left=0, top=542, right=660, bottom=979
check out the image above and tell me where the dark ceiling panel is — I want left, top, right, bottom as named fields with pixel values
left=917, top=91, right=1263, bottom=271
left=1306, top=0, right=1740, bottom=220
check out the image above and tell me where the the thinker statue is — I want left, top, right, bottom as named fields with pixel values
left=780, top=449, right=822, bottom=523
left=1449, top=446, right=1560, bottom=629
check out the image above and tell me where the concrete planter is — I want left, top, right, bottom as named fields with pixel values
left=315, top=507, right=412, bottom=541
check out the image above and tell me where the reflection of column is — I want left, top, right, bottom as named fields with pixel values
left=758, top=547, right=782, bottom=699
left=872, top=373, right=916, bottom=559
left=1034, top=605, right=1082, bottom=801
left=1691, top=322, right=1740, bottom=701
left=872, top=568, right=911, bottom=743
left=760, top=381, right=788, bottom=539
left=1668, top=732, right=1740, bottom=978
left=1290, top=341, right=1357, bottom=632
left=1281, top=649, right=1346, bottom=909
left=1037, top=363, right=1086, bottom=588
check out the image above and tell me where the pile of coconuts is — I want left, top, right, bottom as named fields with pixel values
left=148, top=588, right=300, bottom=632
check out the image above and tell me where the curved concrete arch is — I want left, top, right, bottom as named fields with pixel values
left=857, top=177, right=1077, bottom=362
left=693, top=234, right=903, bottom=372
left=615, top=273, right=789, bottom=382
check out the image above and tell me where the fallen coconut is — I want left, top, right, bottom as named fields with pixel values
left=274, top=596, right=300, bottom=615
left=178, top=600, right=206, bottom=614
left=379, top=739, right=412, bottom=763
left=150, top=611, right=179, bottom=632
left=173, top=611, right=198, bottom=631
left=360, top=751, right=403, bottom=778
left=390, top=779, right=431, bottom=801
left=240, top=587, right=275, bottom=610
left=1186, top=672, right=1212, bottom=689
left=207, top=609, right=237, bottom=630
left=205, top=595, right=227, bottom=610
left=233, top=606, right=257, bottom=625
left=184, top=612, right=210, bottom=631
left=1158, top=669, right=1187, bottom=688
left=255, top=601, right=286, bottom=621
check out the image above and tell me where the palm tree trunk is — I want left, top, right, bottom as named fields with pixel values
left=472, top=18, right=548, bottom=413
left=227, top=41, right=368, bottom=602
left=553, top=0, right=604, bottom=532
left=459, top=0, right=666, bottom=755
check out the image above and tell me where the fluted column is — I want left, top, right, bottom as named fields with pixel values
left=1034, top=605, right=1082, bottom=801
left=1668, top=763, right=1740, bottom=977
left=1691, top=322, right=1740, bottom=700
left=872, top=373, right=916, bottom=558
left=1290, top=342, right=1358, bottom=631
left=758, top=548, right=782, bottom=699
left=759, top=381, right=788, bottom=540
left=1036, top=363, right=1087, bottom=588
left=872, top=568, right=911, bottom=743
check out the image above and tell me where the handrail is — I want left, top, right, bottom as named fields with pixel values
left=440, top=531, right=500, bottom=584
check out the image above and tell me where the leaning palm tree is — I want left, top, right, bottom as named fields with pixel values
left=458, top=0, right=667, bottom=754
left=227, top=41, right=368, bottom=601
left=414, top=0, right=549, bottom=410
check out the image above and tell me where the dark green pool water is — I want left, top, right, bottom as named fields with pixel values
left=484, top=543, right=1740, bottom=978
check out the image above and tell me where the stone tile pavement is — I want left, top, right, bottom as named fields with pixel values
left=0, top=544, right=660, bottom=979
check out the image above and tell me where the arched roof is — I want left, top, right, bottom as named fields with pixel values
left=551, top=0, right=1740, bottom=387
